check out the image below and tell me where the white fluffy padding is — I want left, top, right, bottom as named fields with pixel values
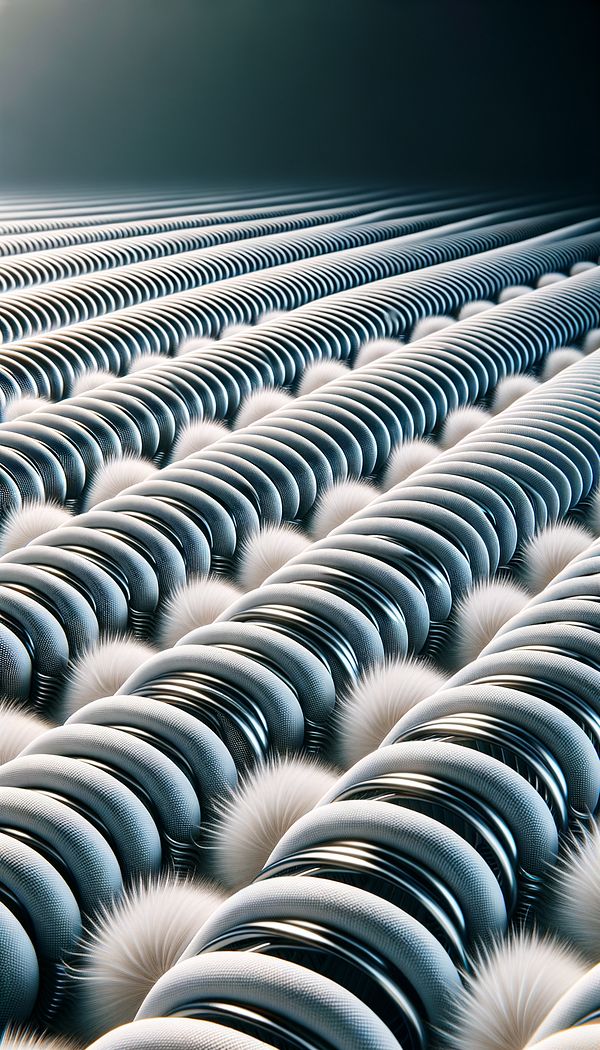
left=0, top=500, right=72, bottom=556
left=458, top=300, right=495, bottom=320
left=175, top=336, right=216, bottom=356
left=3, top=396, right=54, bottom=421
left=128, top=353, right=163, bottom=373
left=354, top=338, right=404, bottom=368
left=492, top=375, right=539, bottom=414
left=258, top=310, right=286, bottom=324
left=446, top=931, right=586, bottom=1050
left=451, top=580, right=530, bottom=668
left=219, top=323, right=249, bottom=340
left=85, top=456, right=156, bottom=509
left=310, top=480, right=378, bottom=540
left=590, top=485, right=600, bottom=536
left=0, top=701, right=51, bottom=765
left=170, top=420, right=229, bottom=461
left=296, top=360, right=349, bottom=397
left=439, top=406, right=491, bottom=450
left=582, top=328, right=600, bottom=355
left=336, top=657, right=447, bottom=767
left=237, top=525, right=310, bottom=590
left=548, top=821, right=600, bottom=961
left=71, top=370, right=114, bottom=397
left=61, top=636, right=156, bottom=720
left=160, top=577, right=242, bottom=648
left=570, top=261, right=597, bottom=276
left=210, top=756, right=337, bottom=889
left=74, top=876, right=225, bottom=1038
left=537, top=272, right=568, bottom=287
left=0, top=1031, right=77, bottom=1050
left=541, top=348, right=584, bottom=382
left=410, top=315, right=455, bottom=341
left=235, top=388, right=293, bottom=430
left=382, top=439, right=438, bottom=487
left=520, top=523, right=593, bottom=594
left=498, top=284, right=533, bottom=303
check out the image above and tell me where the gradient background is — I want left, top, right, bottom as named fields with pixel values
left=0, top=0, right=598, bottom=190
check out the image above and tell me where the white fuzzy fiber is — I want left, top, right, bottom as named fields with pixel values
left=439, top=406, right=491, bottom=449
left=237, top=525, right=310, bottom=590
left=296, top=360, right=349, bottom=396
left=85, top=456, right=156, bottom=509
left=257, top=310, right=286, bottom=324
left=0, top=701, right=52, bottom=765
left=410, top=315, right=455, bottom=341
left=537, top=272, right=568, bottom=287
left=310, top=480, right=378, bottom=540
left=498, top=284, right=533, bottom=302
left=520, top=523, right=593, bottom=594
left=541, top=348, right=584, bottom=381
left=336, top=657, right=447, bottom=767
left=354, top=338, right=404, bottom=368
left=548, top=821, right=600, bottom=961
left=0, top=1031, right=77, bottom=1050
left=210, top=756, right=337, bottom=889
left=235, top=388, right=293, bottom=430
left=382, top=439, right=438, bottom=487
left=175, top=336, right=216, bottom=356
left=219, top=323, right=249, bottom=340
left=451, top=579, right=529, bottom=667
left=71, top=370, right=114, bottom=397
left=446, top=931, right=586, bottom=1050
left=170, top=420, right=229, bottom=461
left=0, top=500, right=71, bottom=556
left=491, top=375, right=539, bottom=414
left=570, top=261, right=597, bottom=276
left=582, top=328, right=600, bottom=355
left=458, top=300, right=495, bottom=320
left=128, top=353, right=163, bottom=373
left=74, top=876, right=225, bottom=1037
left=3, top=396, right=54, bottom=421
left=159, top=577, right=242, bottom=648
left=61, top=636, right=156, bottom=719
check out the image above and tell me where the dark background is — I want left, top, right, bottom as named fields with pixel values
left=0, top=0, right=598, bottom=191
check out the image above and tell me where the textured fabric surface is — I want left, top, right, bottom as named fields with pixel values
left=449, top=649, right=600, bottom=720
left=119, top=645, right=304, bottom=752
left=22, top=724, right=201, bottom=847
left=0, top=900, right=39, bottom=1027
left=183, top=875, right=460, bottom=1024
left=0, top=829, right=80, bottom=960
left=3, top=543, right=130, bottom=634
left=0, top=785, right=122, bottom=912
left=0, top=621, right=31, bottom=700
left=527, top=965, right=600, bottom=1044
left=0, top=752, right=162, bottom=877
left=386, top=683, right=600, bottom=813
left=322, top=741, right=559, bottom=875
left=136, top=951, right=403, bottom=1049
left=31, top=525, right=161, bottom=617
left=68, top=694, right=238, bottom=806
left=307, top=534, right=432, bottom=650
left=265, top=799, right=507, bottom=942
left=221, top=582, right=386, bottom=675
left=85, top=1017, right=285, bottom=1049
left=0, top=191, right=599, bottom=1045
left=175, top=622, right=337, bottom=725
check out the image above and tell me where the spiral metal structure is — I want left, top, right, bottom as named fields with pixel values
left=0, top=188, right=599, bottom=1050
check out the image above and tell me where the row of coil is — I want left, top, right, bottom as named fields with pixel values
left=0, top=189, right=599, bottom=1050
